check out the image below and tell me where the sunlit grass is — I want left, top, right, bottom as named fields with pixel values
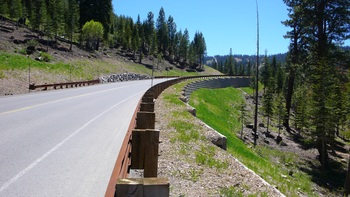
left=189, top=87, right=315, bottom=196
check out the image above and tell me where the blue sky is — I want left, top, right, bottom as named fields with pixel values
left=112, top=0, right=349, bottom=56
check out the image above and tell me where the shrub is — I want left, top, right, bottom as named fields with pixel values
left=40, top=52, right=52, bottom=62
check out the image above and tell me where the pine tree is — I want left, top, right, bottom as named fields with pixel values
left=64, top=0, right=79, bottom=51
left=144, top=11, right=155, bottom=54
left=282, top=0, right=308, bottom=131
left=0, top=0, right=9, bottom=22
left=260, top=52, right=271, bottom=93
left=149, top=30, right=157, bottom=57
left=179, top=28, right=189, bottom=67
left=228, top=48, right=234, bottom=75
left=262, top=78, right=275, bottom=134
left=9, top=0, right=22, bottom=19
left=193, top=31, right=206, bottom=68
left=275, top=62, right=285, bottom=94
left=293, top=85, right=309, bottom=136
left=275, top=94, right=286, bottom=136
left=156, top=7, right=168, bottom=55
left=131, top=24, right=140, bottom=59
left=167, top=15, right=177, bottom=62
left=136, top=15, right=144, bottom=64
left=30, top=0, right=48, bottom=34
left=306, top=0, right=349, bottom=169
left=247, top=60, right=252, bottom=76
left=219, top=61, right=224, bottom=73
left=271, top=56, right=277, bottom=77
left=47, top=0, right=64, bottom=39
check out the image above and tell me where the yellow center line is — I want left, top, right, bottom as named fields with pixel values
left=0, top=86, right=125, bottom=115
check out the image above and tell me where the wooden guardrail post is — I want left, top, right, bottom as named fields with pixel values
left=131, top=129, right=160, bottom=177
left=136, top=112, right=155, bottom=129
left=140, top=102, right=154, bottom=112
left=131, top=129, right=146, bottom=169
left=116, top=178, right=169, bottom=197
left=144, top=129, right=159, bottom=177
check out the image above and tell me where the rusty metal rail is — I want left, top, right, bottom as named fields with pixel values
left=28, top=79, right=100, bottom=90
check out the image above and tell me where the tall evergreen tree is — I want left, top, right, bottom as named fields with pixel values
left=260, top=52, right=271, bottom=93
left=262, top=78, right=275, bottom=134
left=179, top=28, right=189, bottom=67
left=47, top=0, right=64, bottom=38
left=9, top=0, right=22, bottom=19
left=282, top=0, right=308, bottom=131
left=275, top=62, right=285, bottom=94
left=247, top=60, right=252, bottom=76
left=293, top=85, right=310, bottom=136
left=228, top=48, right=234, bottom=75
left=167, top=15, right=177, bottom=62
left=306, top=0, right=350, bottom=169
left=193, top=31, right=206, bottom=68
left=30, top=0, right=47, bottom=33
left=64, top=0, right=80, bottom=51
left=0, top=0, right=9, bottom=22
left=131, top=23, right=140, bottom=59
left=156, top=7, right=168, bottom=55
left=144, top=11, right=155, bottom=54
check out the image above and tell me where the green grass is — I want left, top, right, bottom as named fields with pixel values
left=240, top=83, right=264, bottom=96
left=195, top=145, right=229, bottom=170
left=0, top=52, right=220, bottom=84
left=189, top=87, right=316, bottom=196
left=169, top=120, right=202, bottom=143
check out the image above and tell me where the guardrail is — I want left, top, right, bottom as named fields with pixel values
left=104, top=75, right=251, bottom=196
left=28, top=79, right=100, bottom=90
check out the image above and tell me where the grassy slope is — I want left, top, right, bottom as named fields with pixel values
left=189, top=87, right=317, bottom=197
left=0, top=52, right=221, bottom=81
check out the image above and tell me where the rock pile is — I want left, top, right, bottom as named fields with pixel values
left=99, top=73, right=151, bottom=83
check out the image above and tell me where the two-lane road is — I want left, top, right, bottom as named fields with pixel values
left=0, top=79, right=166, bottom=197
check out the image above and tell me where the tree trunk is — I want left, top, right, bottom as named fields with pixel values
left=344, top=156, right=350, bottom=196
left=317, top=133, right=328, bottom=170
left=139, top=51, right=143, bottom=64
left=69, top=30, right=73, bottom=51
left=284, top=68, right=296, bottom=132
left=267, top=116, right=270, bottom=134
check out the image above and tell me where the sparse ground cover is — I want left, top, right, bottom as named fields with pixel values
left=156, top=81, right=283, bottom=196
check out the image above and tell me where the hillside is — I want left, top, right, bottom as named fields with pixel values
left=0, top=19, right=221, bottom=96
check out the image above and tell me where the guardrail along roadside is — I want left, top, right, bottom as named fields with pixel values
left=106, top=75, right=251, bottom=197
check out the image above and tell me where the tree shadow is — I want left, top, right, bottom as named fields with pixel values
left=141, top=63, right=153, bottom=70
left=299, top=157, right=346, bottom=193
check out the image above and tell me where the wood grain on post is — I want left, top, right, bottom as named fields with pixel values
left=140, top=102, right=154, bottom=112
left=136, top=112, right=155, bottom=129
left=144, top=129, right=160, bottom=178
left=143, top=178, right=169, bottom=197
left=131, top=129, right=146, bottom=169
left=115, top=178, right=169, bottom=197
left=115, top=178, right=143, bottom=197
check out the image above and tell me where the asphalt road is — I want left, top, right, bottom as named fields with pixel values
left=0, top=79, right=167, bottom=197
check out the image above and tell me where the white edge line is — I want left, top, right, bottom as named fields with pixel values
left=0, top=92, right=142, bottom=193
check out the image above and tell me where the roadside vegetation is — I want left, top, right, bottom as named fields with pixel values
left=157, top=81, right=282, bottom=196
left=187, top=84, right=350, bottom=196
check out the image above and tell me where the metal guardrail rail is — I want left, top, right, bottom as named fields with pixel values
left=29, top=79, right=100, bottom=90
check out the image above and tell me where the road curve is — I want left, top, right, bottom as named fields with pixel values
left=0, top=79, right=167, bottom=197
